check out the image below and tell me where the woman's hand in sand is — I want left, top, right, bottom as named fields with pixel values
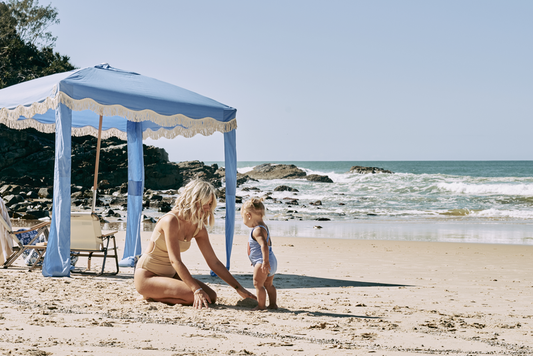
left=193, top=288, right=211, bottom=309
left=237, top=287, right=257, bottom=301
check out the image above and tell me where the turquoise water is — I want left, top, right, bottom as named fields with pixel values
left=204, top=161, right=533, bottom=244
left=226, top=161, right=533, bottom=177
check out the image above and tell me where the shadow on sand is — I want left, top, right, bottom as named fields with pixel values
left=91, top=272, right=397, bottom=319
left=18, top=269, right=411, bottom=293
left=211, top=298, right=379, bottom=319
left=198, top=273, right=411, bottom=290
left=198, top=273, right=409, bottom=319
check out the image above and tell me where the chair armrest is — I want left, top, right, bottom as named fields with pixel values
left=100, top=231, right=118, bottom=238
left=12, top=221, right=51, bottom=235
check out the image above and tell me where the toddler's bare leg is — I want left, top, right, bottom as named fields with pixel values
left=252, top=263, right=268, bottom=310
left=264, top=275, right=277, bottom=309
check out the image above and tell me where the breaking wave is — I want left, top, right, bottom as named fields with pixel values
left=437, top=182, right=533, bottom=196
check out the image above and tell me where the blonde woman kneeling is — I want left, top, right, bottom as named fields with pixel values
left=134, top=180, right=256, bottom=309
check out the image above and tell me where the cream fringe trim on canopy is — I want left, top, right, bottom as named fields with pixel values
left=0, top=92, right=237, bottom=140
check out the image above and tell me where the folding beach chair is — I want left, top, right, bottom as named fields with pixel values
left=68, top=211, right=119, bottom=275
left=1, top=196, right=119, bottom=274
left=0, top=197, right=51, bottom=271
left=29, top=212, right=120, bottom=275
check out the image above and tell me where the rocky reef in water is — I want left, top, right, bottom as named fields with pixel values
left=348, top=166, right=393, bottom=174
left=232, top=164, right=393, bottom=222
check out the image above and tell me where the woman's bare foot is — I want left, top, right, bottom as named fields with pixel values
left=137, top=295, right=155, bottom=302
left=267, top=303, right=278, bottom=310
left=252, top=305, right=266, bottom=311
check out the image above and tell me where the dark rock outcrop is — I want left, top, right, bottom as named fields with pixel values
left=274, top=185, right=299, bottom=192
left=244, top=164, right=306, bottom=180
left=348, top=166, right=393, bottom=174
left=306, top=174, right=333, bottom=183
left=241, top=186, right=260, bottom=192
left=236, top=173, right=257, bottom=187
left=0, top=125, right=55, bottom=187
left=0, top=124, right=234, bottom=219
left=283, top=197, right=299, bottom=205
left=0, top=124, right=225, bottom=191
left=176, top=160, right=222, bottom=188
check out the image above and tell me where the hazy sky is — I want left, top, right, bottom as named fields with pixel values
left=49, top=0, right=533, bottom=162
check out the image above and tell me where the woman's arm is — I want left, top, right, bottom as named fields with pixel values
left=196, top=229, right=256, bottom=300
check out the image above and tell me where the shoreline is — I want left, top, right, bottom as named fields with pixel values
left=247, top=219, right=533, bottom=246
left=12, top=215, right=533, bottom=246
left=1, top=232, right=532, bottom=354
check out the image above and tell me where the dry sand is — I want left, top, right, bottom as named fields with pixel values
left=0, top=230, right=532, bottom=355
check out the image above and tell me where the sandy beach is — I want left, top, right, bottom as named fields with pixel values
left=1, top=230, right=532, bottom=355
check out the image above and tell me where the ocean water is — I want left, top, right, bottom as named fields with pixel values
left=204, top=161, right=533, bottom=245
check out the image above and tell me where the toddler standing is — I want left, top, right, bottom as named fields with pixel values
left=241, top=198, right=277, bottom=310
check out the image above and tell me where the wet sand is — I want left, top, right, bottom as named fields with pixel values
left=0, top=231, right=532, bottom=355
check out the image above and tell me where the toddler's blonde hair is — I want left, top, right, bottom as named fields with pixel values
left=242, top=197, right=266, bottom=217
left=174, top=179, right=217, bottom=230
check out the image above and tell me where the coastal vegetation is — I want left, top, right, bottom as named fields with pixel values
left=0, top=0, right=74, bottom=89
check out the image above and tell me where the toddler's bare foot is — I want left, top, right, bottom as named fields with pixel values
left=267, top=303, right=278, bottom=310
left=252, top=305, right=266, bottom=311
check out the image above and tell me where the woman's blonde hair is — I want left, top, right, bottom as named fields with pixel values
left=241, top=197, right=266, bottom=217
left=174, top=180, right=217, bottom=230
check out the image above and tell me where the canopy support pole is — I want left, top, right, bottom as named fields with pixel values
left=119, top=121, right=144, bottom=267
left=223, top=130, right=237, bottom=271
left=92, top=115, right=103, bottom=213
left=42, top=102, right=72, bottom=277
left=209, top=129, right=237, bottom=277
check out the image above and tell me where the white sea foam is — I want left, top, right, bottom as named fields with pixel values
left=471, top=208, right=533, bottom=219
left=437, top=182, right=533, bottom=196
left=237, top=166, right=255, bottom=174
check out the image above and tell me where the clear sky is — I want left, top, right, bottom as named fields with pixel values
left=48, top=0, right=533, bottom=162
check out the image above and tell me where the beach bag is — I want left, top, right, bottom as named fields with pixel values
left=17, top=228, right=79, bottom=267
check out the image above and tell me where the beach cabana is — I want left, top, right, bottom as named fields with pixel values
left=0, top=63, right=238, bottom=277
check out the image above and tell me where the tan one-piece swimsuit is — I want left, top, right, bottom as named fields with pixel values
left=137, top=212, right=192, bottom=278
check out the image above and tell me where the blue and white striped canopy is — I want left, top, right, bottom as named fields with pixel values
left=0, top=64, right=238, bottom=277
left=0, top=63, right=237, bottom=139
